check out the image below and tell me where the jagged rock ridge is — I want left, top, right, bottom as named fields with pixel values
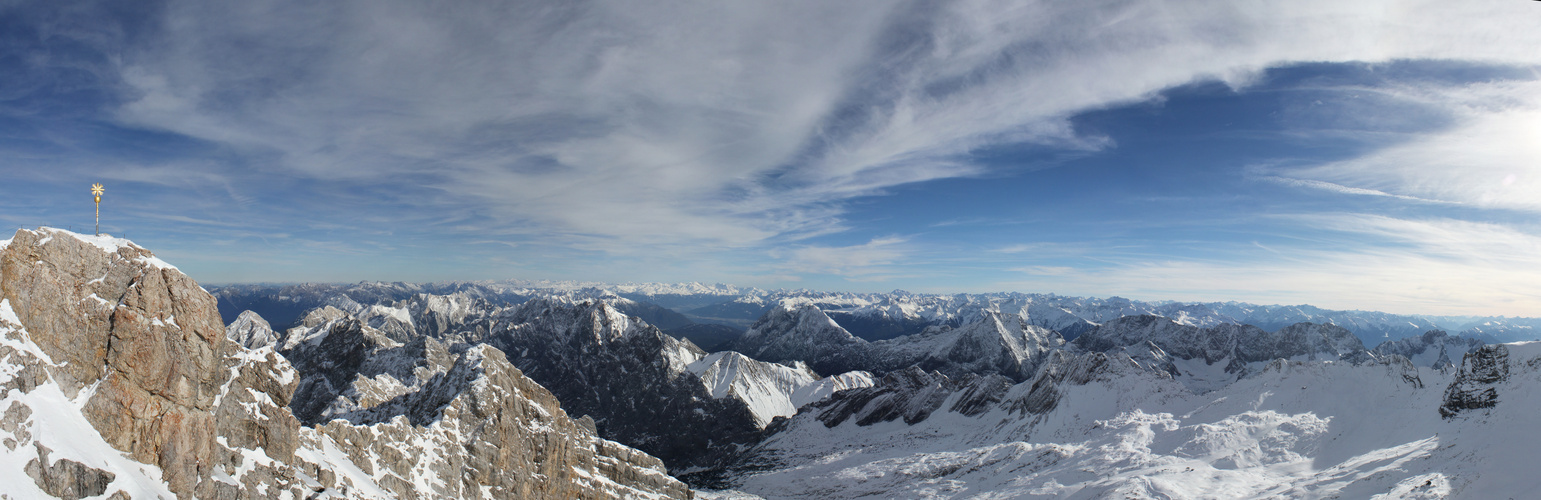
left=1372, top=330, right=1484, bottom=370
left=730, top=300, right=1064, bottom=382
left=274, top=293, right=875, bottom=484
left=0, top=227, right=689, bottom=499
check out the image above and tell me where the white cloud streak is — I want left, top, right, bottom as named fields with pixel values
left=1258, top=176, right=1465, bottom=205
left=102, top=0, right=1541, bottom=255
left=774, top=237, right=910, bottom=279
left=1283, top=79, right=1541, bottom=213
left=995, top=214, right=1541, bottom=316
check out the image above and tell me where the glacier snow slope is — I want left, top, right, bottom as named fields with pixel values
left=713, top=344, right=1541, bottom=499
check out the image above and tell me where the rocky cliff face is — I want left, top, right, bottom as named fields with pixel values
left=1075, top=315, right=1373, bottom=376
left=1439, top=344, right=1511, bottom=418
left=0, top=228, right=691, bottom=499
left=0, top=228, right=228, bottom=496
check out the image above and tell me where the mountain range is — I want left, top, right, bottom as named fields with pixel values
left=4, top=227, right=1539, bottom=498
left=211, top=282, right=1541, bottom=349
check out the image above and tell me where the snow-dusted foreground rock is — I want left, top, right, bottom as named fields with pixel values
left=0, top=228, right=689, bottom=499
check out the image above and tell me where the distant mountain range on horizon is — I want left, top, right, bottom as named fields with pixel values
left=208, top=280, right=1541, bottom=349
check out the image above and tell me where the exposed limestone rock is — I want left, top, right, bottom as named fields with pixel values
left=0, top=228, right=693, bottom=499
left=302, top=345, right=693, bottom=499
left=1, top=228, right=227, bottom=495
left=811, top=367, right=959, bottom=428
left=2, top=401, right=32, bottom=451
left=213, top=343, right=302, bottom=464
left=25, top=443, right=116, bottom=500
left=1440, top=344, right=1510, bottom=418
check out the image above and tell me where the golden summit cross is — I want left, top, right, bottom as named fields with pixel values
left=92, top=183, right=104, bottom=236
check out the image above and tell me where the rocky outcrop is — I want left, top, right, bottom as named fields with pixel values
left=806, top=367, right=1018, bottom=428
left=484, top=298, right=766, bottom=474
left=810, top=367, right=959, bottom=428
left=25, top=443, right=117, bottom=500
left=796, top=348, right=1163, bottom=430
left=1, top=228, right=227, bottom=495
left=0, top=228, right=693, bottom=499
left=1074, top=315, right=1372, bottom=377
left=302, top=345, right=692, bottom=499
left=1440, top=344, right=1510, bottom=418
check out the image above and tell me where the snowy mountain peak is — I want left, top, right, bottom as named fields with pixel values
left=686, top=351, right=821, bottom=428
left=736, top=300, right=858, bottom=347
left=225, top=310, right=278, bottom=350
left=506, top=296, right=645, bottom=345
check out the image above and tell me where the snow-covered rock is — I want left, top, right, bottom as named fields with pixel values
left=277, top=293, right=874, bottom=484
left=1074, top=315, right=1373, bottom=387
left=0, top=228, right=690, bottom=499
left=730, top=301, right=869, bottom=375
left=1438, top=343, right=1512, bottom=418
left=687, top=352, right=822, bottom=428
left=719, top=339, right=1541, bottom=499
left=225, top=309, right=279, bottom=350
left=732, top=301, right=1066, bottom=382
left=1373, top=330, right=1484, bottom=370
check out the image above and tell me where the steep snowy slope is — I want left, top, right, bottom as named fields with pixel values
left=226, top=309, right=280, bottom=349
left=716, top=340, right=1541, bottom=499
left=688, top=352, right=827, bottom=428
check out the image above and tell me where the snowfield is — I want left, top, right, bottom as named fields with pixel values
left=713, top=345, right=1541, bottom=499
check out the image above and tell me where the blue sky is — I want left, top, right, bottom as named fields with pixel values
left=2, top=0, right=1540, bottom=316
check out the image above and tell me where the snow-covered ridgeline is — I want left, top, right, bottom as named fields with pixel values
left=718, top=341, right=1541, bottom=499
left=211, top=278, right=1541, bottom=346
left=270, top=292, right=879, bottom=478
left=731, top=300, right=1065, bottom=382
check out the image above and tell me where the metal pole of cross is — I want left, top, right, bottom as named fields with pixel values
left=92, top=183, right=104, bottom=236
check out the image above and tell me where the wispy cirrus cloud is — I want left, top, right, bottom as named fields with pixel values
left=993, top=214, right=1541, bottom=315
left=6, top=0, right=1541, bottom=309
left=773, top=237, right=910, bottom=279
left=1257, top=176, right=1465, bottom=206
left=99, top=0, right=1541, bottom=253
left=1279, top=79, right=1541, bottom=214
